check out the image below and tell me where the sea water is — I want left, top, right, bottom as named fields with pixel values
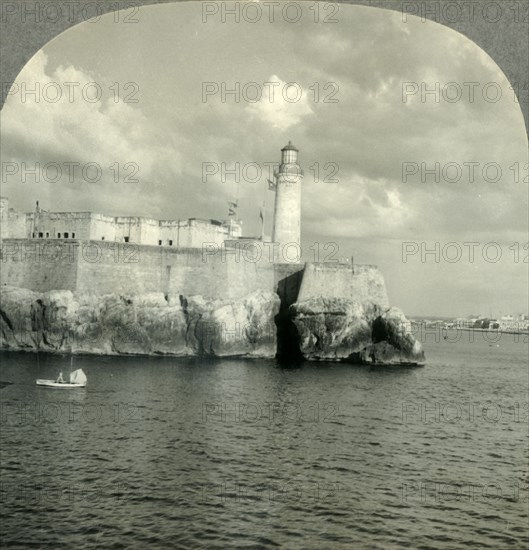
left=0, top=333, right=527, bottom=548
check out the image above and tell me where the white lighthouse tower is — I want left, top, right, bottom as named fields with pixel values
left=272, top=141, right=303, bottom=263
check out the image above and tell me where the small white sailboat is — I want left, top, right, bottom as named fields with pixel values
left=36, top=368, right=87, bottom=388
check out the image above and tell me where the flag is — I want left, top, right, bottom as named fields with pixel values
left=228, top=200, right=238, bottom=208
left=228, top=208, right=236, bottom=216
left=267, top=179, right=276, bottom=191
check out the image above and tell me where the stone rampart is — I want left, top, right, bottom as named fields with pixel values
left=1, top=239, right=79, bottom=292
left=1, top=239, right=278, bottom=300
left=296, top=262, right=389, bottom=308
left=1, top=239, right=389, bottom=307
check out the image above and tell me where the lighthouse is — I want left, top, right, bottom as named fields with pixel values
left=272, top=141, right=303, bottom=263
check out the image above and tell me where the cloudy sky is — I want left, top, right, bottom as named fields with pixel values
left=1, top=3, right=527, bottom=317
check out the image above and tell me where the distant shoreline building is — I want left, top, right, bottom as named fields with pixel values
left=454, top=315, right=529, bottom=332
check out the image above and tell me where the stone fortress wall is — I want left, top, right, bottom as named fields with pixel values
left=1, top=238, right=386, bottom=307
left=1, top=239, right=79, bottom=292
left=297, top=263, right=390, bottom=308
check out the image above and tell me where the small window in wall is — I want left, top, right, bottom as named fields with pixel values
left=102, top=237, right=105, bottom=240
left=158, top=240, right=162, bottom=246
left=72, top=232, right=75, bottom=238
left=169, top=240, right=173, bottom=246
left=124, top=236, right=130, bottom=243
left=46, top=232, right=49, bottom=238
left=64, top=232, right=69, bottom=238
left=32, top=232, right=35, bottom=238
left=38, top=232, right=43, bottom=238
left=57, top=233, right=61, bottom=238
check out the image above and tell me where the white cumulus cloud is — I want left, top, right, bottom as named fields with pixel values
left=245, top=74, right=313, bottom=130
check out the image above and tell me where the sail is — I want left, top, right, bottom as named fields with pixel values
left=69, top=369, right=87, bottom=385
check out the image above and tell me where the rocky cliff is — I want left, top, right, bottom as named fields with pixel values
left=290, top=298, right=425, bottom=364
left=0, top=285, right=424, bottom=364
left=0, top=285, right=279, bottom=358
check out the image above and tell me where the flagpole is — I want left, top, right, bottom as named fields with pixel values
left=266, top=175, right=277, bottom=243
left=236, top=179, right=240, bottom=220
left=260, top=177, right=267, bottom=241
left=260, top=204, right=265, bottom=241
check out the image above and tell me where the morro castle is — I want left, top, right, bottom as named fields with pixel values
left=0, top=143, right=424, bottom=363
left=1, top=142, right=386, bottom=301
left=1, top=142, right=304, bottom=261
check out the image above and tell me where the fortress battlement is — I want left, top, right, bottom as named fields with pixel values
left=0, top=197, right=242, bottom=247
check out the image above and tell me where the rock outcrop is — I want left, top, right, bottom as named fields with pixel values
left=290, top=298, right=425, bottom=364
left=0, top=285, right=279, bottom=358
left=1, top=285, right=424, bottom=364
